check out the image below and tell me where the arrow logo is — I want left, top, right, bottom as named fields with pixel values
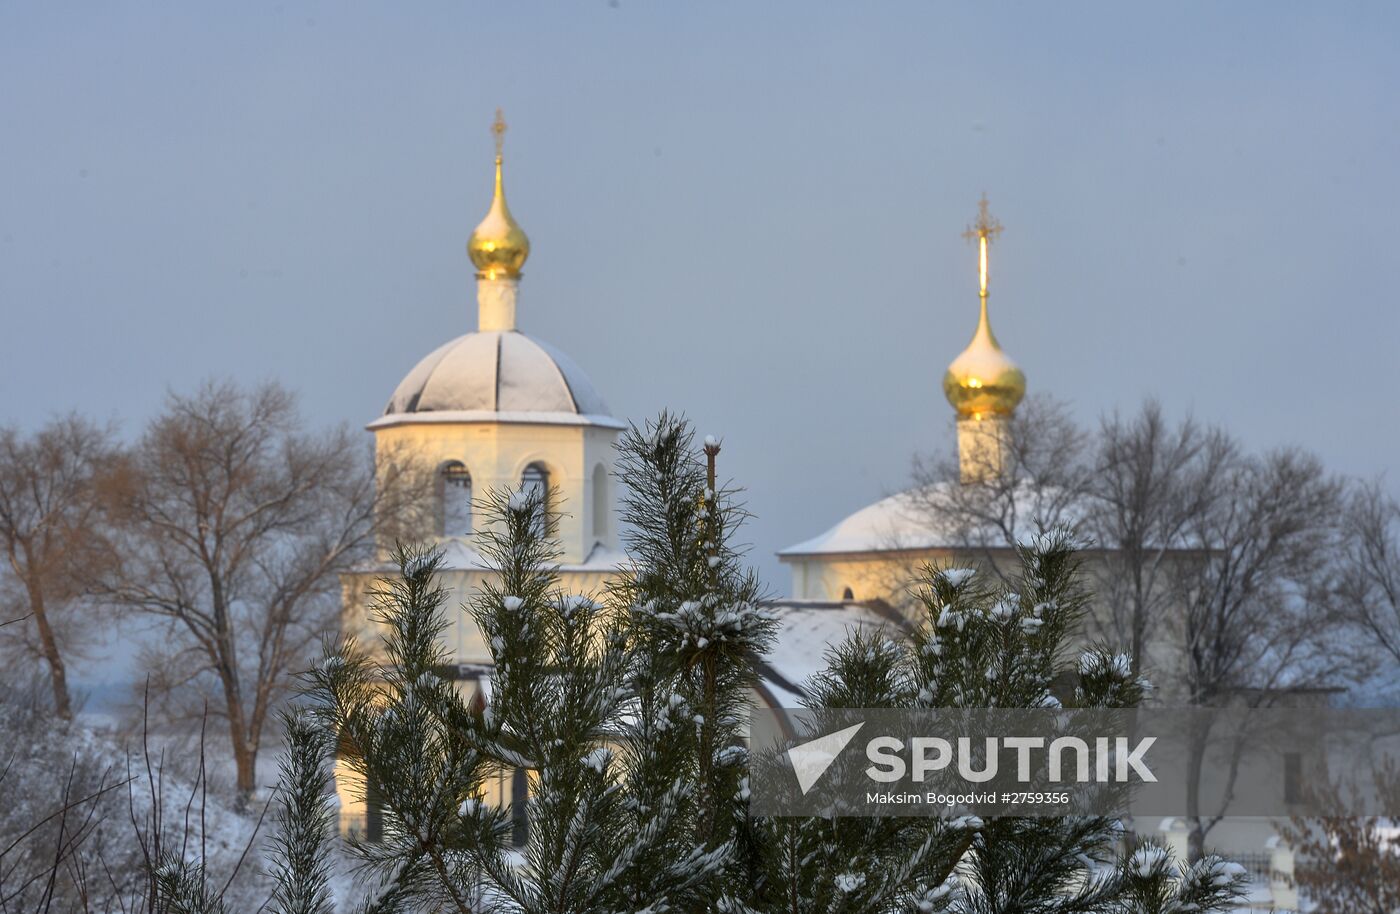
left=787, top=723, right=865, bottom=795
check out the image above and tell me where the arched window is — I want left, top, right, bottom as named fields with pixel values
left=521, top=463, right=549, bottom=534
left=365, top=774, right=384, bottom=844
left=510, top=767, right=529, bottom=846
left=591, top=463, right=608, bottom=540
left=440, top=461, right=472, bottom=536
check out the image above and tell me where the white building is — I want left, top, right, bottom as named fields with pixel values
left=341, top=112, right=624, bottom=669
left=335, top=114, right=627, bottom=836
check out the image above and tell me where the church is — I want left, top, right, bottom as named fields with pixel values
left=777, top=194, right=1031, bottom=610
left=335, top=115, right=1302, bottom=909
left=340, top=112, right=627, bottom=668
left=338, top=114, right=1041, bottom=714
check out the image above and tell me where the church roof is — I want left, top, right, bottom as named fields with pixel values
left=376, top=330, right=622, bottom=429
left=777, top=482, right=1090, bottom=558
left=778, top=492, right=935, bottom=557
left=349, top=539, right=628, bottom=575
left=433, top=538, right=627, bottom=573
left=755, top=599, right=912, bottom=706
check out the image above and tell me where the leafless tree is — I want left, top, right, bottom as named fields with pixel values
left=1173, top=448, right=1347, bottom=704
left=1168, top=447, right=1347, bottom=857
left=0, top=415, right=118, bottom=721
left=98, top=381, right=406, bottom=805
left=907, top=398, right=1355, bottom=858
left=1334, top=479, right=1400, bottom=667
left=1084, top=401, right=1236, bottom=674
left=906, top=395, right=1094, bottom=567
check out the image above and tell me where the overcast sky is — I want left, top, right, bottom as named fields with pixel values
left=3, top=2, right=1398, bottom=595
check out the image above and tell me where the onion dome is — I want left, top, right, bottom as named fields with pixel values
left=375, top=110, right=619, bottom=430
left=466, top=110, right=530, bottom=279
left=943, top=195, right=1025, bottom=419
left=943, top=298, right=1026, bottom=418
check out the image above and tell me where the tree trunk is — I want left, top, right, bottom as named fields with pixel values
left=1184, top=712, right=1210, bottom=863
left=1186, top=820, right=1205, bottom=863
left=214, top=634, right=257, bottom=805
left=208, top=574, right=259, bottom=805
left=26, top=578, right=72, bottom=721
left=229, top=718, right=257, bottom=807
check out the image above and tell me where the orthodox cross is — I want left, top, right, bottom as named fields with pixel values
left=962, top=194, right=1002, bottom=299
left=492, top=108, right=507, bottom=162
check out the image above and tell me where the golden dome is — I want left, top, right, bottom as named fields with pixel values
left=467, top=111, right=530, bottom=279
left=943, top=195, right=1025, bottom=418
left=943, top=297, right=1025, bottom=418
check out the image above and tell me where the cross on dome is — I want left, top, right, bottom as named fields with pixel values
left=468, top=108, right=530, bottom=281
left=491, top=107, right=507, bottom=162
left=962, top=193, right=1003, bottom=245
left=962, top=193, right=1002, bottom=300
left=943, top=195, right=1025, bottom=419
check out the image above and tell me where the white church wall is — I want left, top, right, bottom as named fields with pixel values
left=372, top=419, right=619, bottom=564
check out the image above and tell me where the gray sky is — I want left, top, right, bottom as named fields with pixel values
left=3, top=2, right=1398, bottom=594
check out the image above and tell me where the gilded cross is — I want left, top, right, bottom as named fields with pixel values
left=962, top=195, right=1002, bottom=299
left=492, top=108, right=507, bottom=161
left=962, top=193, right=1003, bottom=245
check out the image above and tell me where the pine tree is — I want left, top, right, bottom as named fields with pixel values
left=459, top=480, right=731, bottom=912
left=741, top=530, right=1249, bottom=914
left=310, top=544, right=493, bottom=913
left=609, top=413, right=777, bottom=909
left=265, top=708, right=337, bottom=914
left=271, top=423, right=765, bottom=913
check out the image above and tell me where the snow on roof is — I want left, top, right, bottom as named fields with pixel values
left=778, top=491, right=942, bottom=557
left=353, top=540, right=628, bottom=575
left=368, top=410, right=624, bottom=431
left=382, top=330, right=613, bottom=424
left=778, top=482, right=1090, bottom=558
left=755, top=599, right=912, bottom=705
left=433, top=538, right=628, bottom=573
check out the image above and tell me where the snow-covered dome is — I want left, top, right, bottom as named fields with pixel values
left=381, top=330, right=614, bottom=424
left=779, top=483, right=1087, bottom=557
left=376, top=115, right=619, bottom=430
left=779, top=492, right=937, bottom=557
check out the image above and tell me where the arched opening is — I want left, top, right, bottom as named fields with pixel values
left=521, top=463, right=549, bottom=534
left=591, top=463, right=608, bottom=540
left=364, top=773, right=384, bottom=844
left=439, top=461, right=472, bottom=536
left=841, top=586, right=855, bottom=601
left=510, top=768, right=530, bottom=846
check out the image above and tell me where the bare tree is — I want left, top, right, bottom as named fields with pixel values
left=1335, top=479, right=1400, bottom=668
left=0, top=416, right=118, bottom=721
left=1174, top=448, right=1347, bottom=704
left=99, top=381, right=390, bottom=804
left=906, top=398, right=1355, bottom=859
left=1170, top=447, right=1347, bottom=858
left=1085, top=401, right=1236, bottom=674
left=906, top=394, right=1094, bottom=569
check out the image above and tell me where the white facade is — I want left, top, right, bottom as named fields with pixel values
left=335, top=144, right=627, bottom=834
